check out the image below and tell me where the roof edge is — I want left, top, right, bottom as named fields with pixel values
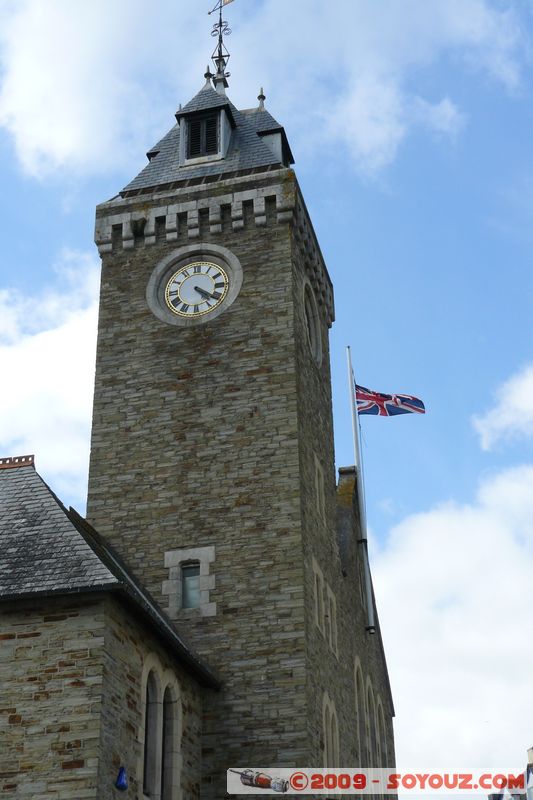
left=67, top=509, right=221, bottom=690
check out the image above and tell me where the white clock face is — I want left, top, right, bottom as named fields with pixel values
left=164, top=261, right=229, bottom=318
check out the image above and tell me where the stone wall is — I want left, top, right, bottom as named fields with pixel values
left=97, top=595, right=203, bottom=799
left=0, top=593, right=205, bottom=799
left=0, top=595, right=105, bottom=799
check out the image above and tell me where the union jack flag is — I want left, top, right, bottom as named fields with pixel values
left=355, top=384, right=425, bottom=417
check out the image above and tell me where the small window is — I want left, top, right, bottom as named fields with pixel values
left=188, top=114, right=219, bottom=158
left=181, top=563, right=200, bottom=609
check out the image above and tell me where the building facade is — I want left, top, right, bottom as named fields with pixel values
left=0, top=24, right=395, bottom=800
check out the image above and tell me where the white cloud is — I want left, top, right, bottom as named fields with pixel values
left=373, top=464, right=533, bottom=766
left=473, top=364, right=533, bottom=450
left=0, top=249, right=99, bottom=507
left=0, top=0, right=203, bottom=177
left=0, top=0, right=526, bottom=177
left=414, top=96, right=466, bottom=139
left=236, top=0, right=524, bottom=173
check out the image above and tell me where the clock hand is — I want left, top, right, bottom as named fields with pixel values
left=194, top=285, right=216, bottom=300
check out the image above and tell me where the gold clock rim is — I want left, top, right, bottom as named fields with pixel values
left=164, top=261, right=229, bottom=318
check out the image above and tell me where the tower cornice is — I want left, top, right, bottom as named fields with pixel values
left=95, top=168, right=334, bottom=326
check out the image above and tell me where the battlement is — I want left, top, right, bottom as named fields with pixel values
left=95, top=168, right=335, bottom=327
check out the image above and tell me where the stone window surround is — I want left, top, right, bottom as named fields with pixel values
left=377, top=698, right=388, bottom=767
left=312, top=555, right=338, bottom=659
left=325, top=585, right=338, bottom=658
left=139, top=654, right=183, bottom=800
left=163, top=545, right=216, bottom=618
left=312, top=556, right=325, bottom=634
left=303, top=280, right=323, bottom=367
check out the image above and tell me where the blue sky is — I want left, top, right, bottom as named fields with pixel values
left=0, top=0, right=532, bottom=774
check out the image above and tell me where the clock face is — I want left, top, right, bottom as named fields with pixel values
left=164, top=261, right=229, bottom=318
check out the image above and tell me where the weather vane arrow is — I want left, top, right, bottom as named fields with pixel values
left=208, top=0, right=234, bottom=15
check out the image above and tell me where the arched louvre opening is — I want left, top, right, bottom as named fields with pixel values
left=143, top=671, right=158, bottom=796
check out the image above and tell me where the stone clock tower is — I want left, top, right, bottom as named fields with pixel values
left=86, top=16, right=395, bottom=798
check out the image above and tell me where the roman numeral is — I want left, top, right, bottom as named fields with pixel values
left=214, top=282, right=224, bottom=289
left=168, top=289, right=179, bottom=297
left=212, top=292, right=221, bottom=300
left=181, top=304, right=189, bottom=313
left=212, top=272, right=221, bottom=280
left=194, top=305, right=199, bottom=313
left=194, top=265, right=201, bottom=273
left=171, top=298, right=180, bottom=308
left=182, top=270, right=190, bottom=278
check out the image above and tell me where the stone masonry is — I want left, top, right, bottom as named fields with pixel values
left=87, top=157, right=395, bottom=796
left=0, top=594, right=203, bottom=799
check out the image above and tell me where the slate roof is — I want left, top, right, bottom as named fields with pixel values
left=0, top=464, right=115, bottom=597
left=0, top=462, right=219, bottom=689
left=178, top=82, right=232, bottom=116
left=122, top=82, right=293, bottom=195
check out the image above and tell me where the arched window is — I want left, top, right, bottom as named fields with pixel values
left=322, top=692, right=339, bottom=768
left=161, top=686, right=178, bottom=800
left=366, top=683, right=377, bottom=768
left=143, top=671, right=159, bottom=796
left=140, top=659, right=182, bottom=800
left=355, top=665, right=366, bottom=766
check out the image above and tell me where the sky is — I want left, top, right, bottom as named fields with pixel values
left=0, top=0, right=532, bottom=775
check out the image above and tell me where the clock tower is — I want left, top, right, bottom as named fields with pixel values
left=87, top=12, right=394, bottom=796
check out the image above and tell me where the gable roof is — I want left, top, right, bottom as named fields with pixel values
left=0, top=462, right=116, bottom=596
left=0, top=459, right=219, bottom=689
left=122, top=83, right=293, bottom=195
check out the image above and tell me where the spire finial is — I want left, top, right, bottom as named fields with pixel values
left=208, top=0, right=233, bottom=93
left=204, top=64, right=214, bottom=87
left=258, top=87, right=265, bottom=110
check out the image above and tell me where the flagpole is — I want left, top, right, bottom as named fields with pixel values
left=346, top=346, right=376, bottom=633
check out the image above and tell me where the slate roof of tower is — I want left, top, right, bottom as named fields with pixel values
left=0, top=463, right=219, bottom=688
left=178, top=82, right=231, bottom=116
left=122, top=82, right=293, bottom=195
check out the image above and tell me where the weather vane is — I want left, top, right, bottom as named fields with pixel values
left=208, top=0, right=234, bottom=86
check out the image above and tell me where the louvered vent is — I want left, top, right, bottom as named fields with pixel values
left=205, top=116, right=218, bottom=155
left=188, top=118, right=203, bottom=158
left=187, top=113, right=219, bottom=159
